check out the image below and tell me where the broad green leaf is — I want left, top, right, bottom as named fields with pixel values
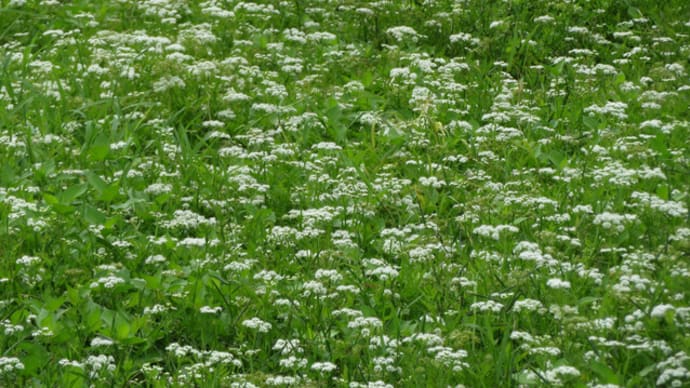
left=43, top=193, right=59, bottom=205
left=548, top=149, right=566, bottom=169
left=578, top=296, right=601, bottom=306
left=583, top=115, right=598, bottom=131
left=99, top=182, right=120, bottom=203
left=16, top=342, right=49, bottom=375
left=83, top=204, right=107, bottom=225
left=656, top=185, right=669, bottom=201
left=44, top=193, right=74, bottom=214
left=113, top=312, right=132, bottom=340
left=589, top=361, right=621, bottom=384
left=86, top=170, right=108, bottom=194
left=59, top=183, right=88, bottom=203
left=86, top=133, right=111, bottom=162
left=650, top=134, right=670, bottom=158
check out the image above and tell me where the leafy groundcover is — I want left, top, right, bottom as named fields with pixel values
left=1, top=0, right=689, bottom=386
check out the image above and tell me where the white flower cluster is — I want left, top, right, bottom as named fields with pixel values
left=373, top=356, right=401, bottom=374
left=590, top=161, right=666, bottom=187
left=386, top=26, right=425, bottom=43
left=16, top=255, right=41, bottom=266
left=2, top=320, right=24, bottom=335
left=272, top=339, right=303, bottom=356
left=145, top=254, right=167, bottom=265
left=349, top=380, right=394, bottom=388
left=266, top=375, right=302, bottom=386
left=363, top=258, right=399, bottom=281
left=592, top=212, right=637, bottom=232
left=161, top=209, right=217, bottom=229
left=472, top=224, right=519, bottom=240
left=408, top=245, right=437, bottom=263
left=278, top=356, right=308, bottom=369
left=546, top=278, right=571, bottom=289
left=513, top=241, right=557, bottom=267
left=90, top=337, right=114, bottom=347
left=242, top=317, right=272, bottom=333
left=428, top=346, right=469, bottom=372
left=253, top=269, right=284, bottom=283
left=311, top=361, right=337, bottom=374
left=177, top=237, right=219, bottom=248
left=143, top=304, right=176, bottom=315
left=656, top=352, right=690, bottom=386
left=314, top=269, right=343, bottom=283
left=0, top=357, right=24, bottom=375
left=348, top=316, right=383, bottom=337
left=332, top=308, right=363, bottom=319
left=302, top=280, right=328, bottom=298
left=629, top=191, right=687, bottom=218
left=670, top=227, right=690, bottom=242
left=574, top=317, right=616, bottom=331
left=544, top=365, right=581, bottom=385
left=409, top=86, right=437, bottom=114
left=470, top=300, right=504, bottom=313
left=144, top=183, right=173, bottom=196
left=650, top=304, right=675, bottom=318
left=284, top=206, right=338, bottom=227
left=418, top=176, right=446, bottom=188
left=512, top=299, right=546, bottom=314
left=449, top=32, right=480, bottom=45
left=199, top=306, right=223, bottom=314
left=89, top=275, right=125, bottom=289
left=84, top=355, right=117, bottom=379
left=153, top=75, right=185, bottom=92
left=166, top=343, right=242, bottom=371
left=612, top=274, right=652, bottom=293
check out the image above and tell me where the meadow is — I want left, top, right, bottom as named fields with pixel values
left=1, top=0, right=689, bottom=386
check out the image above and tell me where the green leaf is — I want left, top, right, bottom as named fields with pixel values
left=549, top=61, right=564, bottom=77
left=104, top=215, right=121, bottom=229
left=44, top=193, right=74, bottom=214
left=130, top=278, right=147, bottom=290
left=547, top=149, right=567, bottom=169
left=61, top=371, right=86, bottom=388
left=43, top=193, right=59, bottom=206
left=361, top=71, right=373, bottom=87
left=582, top=115, right=598, bottom=131
left=650, top=134, right=670, bottom=159
left=143, top=274, right=162, bottom=289
left=589, top=361, right=621, bottom=384
left=0, top=163, right=15, bottom=186
left=83, top=204, right=107, bottom=225
left=59, top=183, right=88, bottom=204
left=614, top=72, right=626, bottom=86
left=86, top=134, right=110, bottom=162
left=44, top=296, right=66, bottom=312
left=86, top=171, right=108, bottom=193
left=99, top=182, right=120, bottom=203
left=656, top=185, right=669, bottom=201
left=512, top=216, right=528, bottom=226
left=515, top=371, right=538, bottom=385
left=638, top=363, right=656, bottom=378
left=627, top=7, right=642, bottom=18
left=16, top=342, right=49, bottom=375
left=60, top=367, right=88, bottom=387
left=86, top=171, right=120, bottom=202
left=86, top=308, right=102, bottom=332
left=120, top=337, right=147, bottom=346
left=578, top=296, right=601, bottom=306
left=115, top=316, right=131, bottom=340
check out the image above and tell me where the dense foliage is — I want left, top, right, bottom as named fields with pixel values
left=1, top=0, right=689, bottom=386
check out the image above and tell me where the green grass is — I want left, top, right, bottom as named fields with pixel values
left=1, top=0, right=689, bottom=386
